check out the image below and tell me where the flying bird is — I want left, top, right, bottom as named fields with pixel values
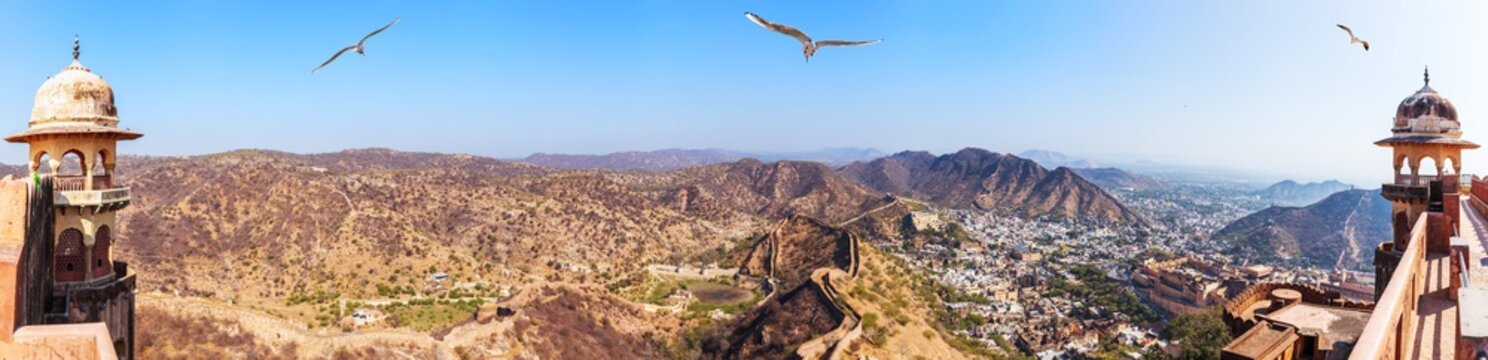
left=744, top=12, right=881, bottom=61
left=313, top=18, right=401, bottom=73
left=1336, top=24, right=1369, bottom=51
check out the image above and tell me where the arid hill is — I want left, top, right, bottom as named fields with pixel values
left=839, top=148, right=1144, bottom=224
left=489, top=284, right=676, bottom=359
left=707, top=215, right=979, bottom=360
left=110, top=150, right=734, bottom=299
left=740, top=216, right=856, bottom=291
left=98, top=150, right=899, bottom=300
left=658, top=159, right=892, bottom=225
left=80, top=147, right=1098, bottom=358
left=1214, top=189, right=1390, bottom=270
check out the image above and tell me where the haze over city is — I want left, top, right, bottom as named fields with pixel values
left=3, top=1, right=1488, bottom=186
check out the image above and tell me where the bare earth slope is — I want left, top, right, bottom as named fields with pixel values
left=839, top=148, right=1144, bottom=224
left=712, top=215, right=975, bottom=360
left=659, top=159, right=892, bottom=225
left=1215, top=189, right=1390, bottom=270
left=113, top=150, right=728, bottom=299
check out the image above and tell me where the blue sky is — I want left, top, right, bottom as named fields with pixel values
left=1, top=1, right=1487, bottom=185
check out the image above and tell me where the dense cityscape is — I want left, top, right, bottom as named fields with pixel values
left=873, top=178, right=1381, bottom=358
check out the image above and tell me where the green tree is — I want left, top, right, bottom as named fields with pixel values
left=1165, top=307, right=1232, bottom=360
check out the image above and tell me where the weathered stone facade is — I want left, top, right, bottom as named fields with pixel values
left=0, top=38, right=141, bottom=359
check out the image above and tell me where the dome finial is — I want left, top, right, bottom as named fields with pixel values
left=72, top=35, right=79, bottom=61
left=1424, top=66, right=1430, bottom=86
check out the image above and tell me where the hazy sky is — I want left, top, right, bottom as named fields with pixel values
left=2, top=1, right=1487, bottom=185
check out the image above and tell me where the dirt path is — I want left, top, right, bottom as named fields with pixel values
left=1337, top=193, right=1368, bottom=269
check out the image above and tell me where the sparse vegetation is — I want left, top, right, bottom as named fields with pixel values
left=1047, top=264, right=1158, bottom=323
left=286, top=290, right=339, bottom=306
left=1163, top=307, right=1233, bottom=360
left=380, top=298, right=484, bottom=332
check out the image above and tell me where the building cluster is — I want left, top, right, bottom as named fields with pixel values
left=886, top=210, right=1166, bottom=357
left=1131, top=256, right=1228, bottom=315
left=878, top=173, right=1388, bottom=358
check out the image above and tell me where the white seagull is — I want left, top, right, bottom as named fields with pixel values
left=1336, top=24, right=1369, bottom=51
left=314, top=18, right=401, bottom=73
left=744, top=12, right=881, bottom=62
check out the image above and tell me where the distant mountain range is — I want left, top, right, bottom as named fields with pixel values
left=1072, top=167, right=1168, bottom=192
left=1214, top=189, right=1390, bottom=270
left=1018, top=149, right=1099, bottom=169
left=1255, top=180, right=1355, bottom=207
left=840, top=148, right=1144, bottom=224
left=521, top=147, right=886, bottom=171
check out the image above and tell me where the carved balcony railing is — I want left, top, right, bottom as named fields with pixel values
left=52, top=175, right=113, bottom=191
left=47, top=175, right=129, bottom=208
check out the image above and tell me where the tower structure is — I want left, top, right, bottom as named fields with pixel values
left=1373, top=68, right=1476, bottom=297
left=4, top=36, right=140, bottom=358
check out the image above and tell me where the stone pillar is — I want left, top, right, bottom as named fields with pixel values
left=82, top=156, right=92, bottom=191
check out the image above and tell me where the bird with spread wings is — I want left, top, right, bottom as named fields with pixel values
left=1336, top=24, right=1369, bottom=51
left=314, top=18, right=401, bottom=73
left=745, top=12, right=881, bottom=62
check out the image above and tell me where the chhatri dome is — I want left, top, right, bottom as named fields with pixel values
left=1390, top=67, right=1460, bottom=135
left=1377, top=67, right=1473, bottom=148
left=5, top=36, right=140, bottom=143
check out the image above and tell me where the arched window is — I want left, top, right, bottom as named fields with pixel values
left=93, top=150, right=111, bottom=189
left=92, top=226, right=112, bottom=278
left=56, top=150, right=86, bottom=191
left=93, top=150, right=108, bottom=176
left=58, top=150, right=85, bottom=176
left=35, top=152, right=52, bottom=175
left=54, top=229, right=85, bottom=282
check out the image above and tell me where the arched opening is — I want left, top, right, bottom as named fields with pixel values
left=57, top=150, right=86, bottom=191
left=1418, top=156, right=1439, bottom=185
left=54, top=229, right=85, bottom=283
left=34, top=152, right=52, bottom=175
left=92, top=226, right=112, bottom=278
left=58, top=150, right=85, bottom=176
left=1443, top=157, right=1457, bottom=174
left=93, top=150, right=110, bottom=189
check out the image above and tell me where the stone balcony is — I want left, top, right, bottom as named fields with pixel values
left=51, top=176, right=129, bottom=209
left=1382, top=183, right=1429, bottom=201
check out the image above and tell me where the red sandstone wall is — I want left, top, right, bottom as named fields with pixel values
left=0, top=179, right=31, bottom=341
